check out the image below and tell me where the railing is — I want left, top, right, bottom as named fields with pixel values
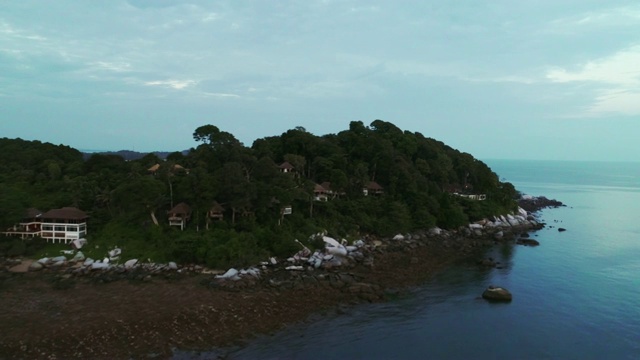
left=453, top=193, right=487, bottom=201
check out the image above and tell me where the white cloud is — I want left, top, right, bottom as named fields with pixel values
left=0, top=20, right=46, bottom=41
left=546, top=45, right=640, bottom=86
left=202, top=13, right=219, bottom=22
left=587, top=90, right=640, bottom=116
left=90, top=61, right=132, bottom=72
left=202, top=92, right=239, bottom=98
left=145, top=79, right=196, bottom=89
left=548, top=5, right=640, bottom=32
left=546, top=45, right=640, bottom=116
left=461, top=75, right=537, bottom=85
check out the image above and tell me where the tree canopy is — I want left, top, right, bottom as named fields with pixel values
left=0, top=121, right=518, bottom=268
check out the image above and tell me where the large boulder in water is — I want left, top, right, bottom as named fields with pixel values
left=482, top=286, right=512, bottom=302
left=517, top=238, right=540, bottom=246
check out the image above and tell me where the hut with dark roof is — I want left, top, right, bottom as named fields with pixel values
left=167, top=202, right=191, bottom=230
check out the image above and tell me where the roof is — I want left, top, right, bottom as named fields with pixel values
left=148, top=163, right=186, bottom=172
left=314, top=183, right=327, bottom=193
left=366, top=181, right=384, bottom=190
left=210, top=201, right=225, bottom=213
left=24, top=208, right=43, bottom=219
left=42, top=207, right=88, bottom=220
left=320, top=182, right=332, bottom=191
left=278, top=161, right=294, bottom=170
left=168, top=202, right=191, bottom=216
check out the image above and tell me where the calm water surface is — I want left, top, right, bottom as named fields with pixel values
left=178, top=160, right=640, bottom=359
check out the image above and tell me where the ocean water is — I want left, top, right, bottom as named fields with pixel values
left=183, top=160, right=640, bottom=359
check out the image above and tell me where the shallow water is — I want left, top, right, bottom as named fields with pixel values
left=178, top=160, right=640, bottom=359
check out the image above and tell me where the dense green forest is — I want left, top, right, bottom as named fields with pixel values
left=0, top=120, right=517, bottom=268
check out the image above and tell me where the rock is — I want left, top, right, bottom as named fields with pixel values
left=28, top=261, right=44, bottom=271
left=216, top=268, right=239, bottom=279
left=558, top=228, right=567, bottom=232
left=91, top=262, right=110, bottom=271
left=51, top=256, right=67, bottom=263
left=480, top=259, right=496, bottom=267
left=494, top=231, right=504, bottom=239
left=517, top=238, right=540, bottom=246
left=71, top=252, right=85, bottom=262
left=482, top=286, right=512, bottom=302
left=83, top=258, right=94, bottom=266
left=50, top=260, right=65, bottom=268
left=124, top=259, right=138, bottom=269
left=108, top=248, right=122, bottom=258
left=392, top=234, right=405, bottom=241
left=168, top=262, right=178, bottom=270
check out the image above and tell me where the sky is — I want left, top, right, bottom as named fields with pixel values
left=1, top=0, right=639, bottom=161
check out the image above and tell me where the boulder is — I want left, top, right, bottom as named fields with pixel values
left=168, top=262, right=178, bottom=270
left=479, top=258, right=497, bottom=267
left=124, top=259, right=138, bottom=269
left=50, top=260, right=65, bottom=268
left=91, top=262, right=110, bottom=271
left=517, top=238, right=540, bottom=246
left=216, top=268, right=239, bottom=280
left=72, top=251, right=85, bottom=262
left=108, top=248, right=122, bottom=258
left=28, top=261, right=44, bottom=271
left=558, top=228, right=567, bottom=232
left=482, top=286, right=512, bottom=302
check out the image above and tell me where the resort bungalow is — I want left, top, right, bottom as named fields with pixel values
left=314, top=183, right=330, bottom=201
left=167, top=202, right=192, bottom=230
left=148, top=163, right=189, bottom=175
left=314, top=182, right=344, bottom=201
left=2, top=208, right=43, bottom=239
left=39, top=207, right=89, bottom=244
left=3, top=207, right=89, bottom=244
left=278, top=161, right=295, bottom=173
left=363, top=181, right=384, bottom=196
left=206, top=201, right=225, bottom=229
left=208, top=201, right=225, bottom=221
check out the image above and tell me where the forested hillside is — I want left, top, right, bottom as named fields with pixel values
left=0, top=120, right=517, bottom=268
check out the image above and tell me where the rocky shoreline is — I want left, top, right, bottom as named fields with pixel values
left=0, top=199, right=560, bottom=359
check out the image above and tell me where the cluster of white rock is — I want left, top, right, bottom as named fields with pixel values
left=466, top=207, right=538, bottom=239
left=287, top=236, right=367, bottom=271
left=214, top=234, right=371, bottom=282
left=28, top=247, right=181, bottom=274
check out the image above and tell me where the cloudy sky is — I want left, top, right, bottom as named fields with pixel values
left=1, top=0, right=639, bottom=161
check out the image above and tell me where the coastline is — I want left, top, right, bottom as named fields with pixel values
left=0, top=204, right=555, bottom=359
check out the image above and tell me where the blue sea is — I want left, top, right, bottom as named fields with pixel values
left=182, top=160, right=640, bottom=359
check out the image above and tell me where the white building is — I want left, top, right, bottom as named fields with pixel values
left=3, top=207, right=88, bottom=244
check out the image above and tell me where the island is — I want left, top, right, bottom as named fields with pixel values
left=0, top=120, right=557, bottom=358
